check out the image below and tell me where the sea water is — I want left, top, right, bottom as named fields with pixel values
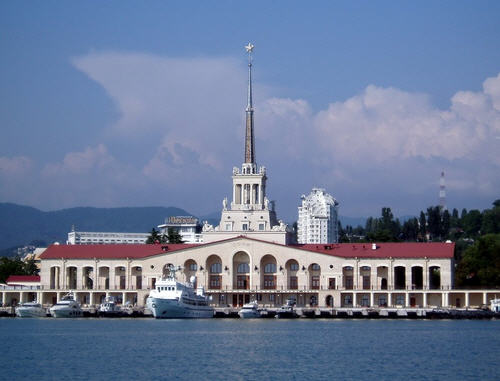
left=1, top=318, right=499, bottom=381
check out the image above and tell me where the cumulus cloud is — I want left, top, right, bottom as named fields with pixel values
left=3, top=50, right=498, bottom=218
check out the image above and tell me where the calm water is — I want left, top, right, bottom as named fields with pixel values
left=1, top=318, right=499, bottom=381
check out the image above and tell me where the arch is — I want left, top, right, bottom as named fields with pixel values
left=429, top=266, right=441, bottom=290
left=233, top=251, right=250, bottom=290
left=115, top=266, right=127, bottom=289
left=359, top=265, right=371, bottom=290
left=98, top=266, right=110, bottom=290
left=131, top=266, right=142, bottom=290
left=162, top=263, right=175, bottom=277
left=308, top=263, right=321, bottom=290
left=342, top=266, right=354, bottom=290
left=66, top=266, right=77, bottom=289
left=206, top=255, right=223, bottom=290
left=82, top=266, right=94, bottom=289
left=377, top=266, right=388, bottom=290
left=325, top=295, right=334, bottom=307
left=183, top=259, right=198, bottom=285
left=411, top=266, right=423, bottom=290
left=394, top=266, right=406, bottom=290
left=261, top=254, right=277, bottom=290
left=285, top=259, right=299, bottom=290
left=50, top=266, right=61, bottom=289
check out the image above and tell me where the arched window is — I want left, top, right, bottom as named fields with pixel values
left=189, top=263, right=197, bottom=271
left=264, top=263, right=276, bottom=273
left=290, top=263, right=299, bottom=271
left=237, top=263, right=250, bottom=273
left=210, top=263, right=222, bottom=274
left=311, top=263, right=320, bottom=271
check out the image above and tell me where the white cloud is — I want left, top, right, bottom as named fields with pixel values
left=5, top=51, right=498, bottom=217
left=0, top=156, right=32, bottom=175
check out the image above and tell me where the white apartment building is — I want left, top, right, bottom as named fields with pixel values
left=67, top=231, right=149, bottom=245
left=157, top=216, right=203, bottom=243
left=298, top=188, right=339, bottom=244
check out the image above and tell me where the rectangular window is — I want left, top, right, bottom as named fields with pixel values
left=289, top=276, right=298, bottom=289
left=344, top=276, right=353, bottom=290
left=209, top=275, right=221, bottom=289
left=259, top=223, right=265, bottom=231
left=362, top=275, right=371, bottom=290
left=311, top=276, right=320, bottom=290
left=237, top=275, right=249, bottom=289
left=225, top=223, right=232, bottom=231
left=328, top=278, right=336, bottom=290
left=263, top=275, right=276, bottom=290
left=242, top=223, right=248, bottom=231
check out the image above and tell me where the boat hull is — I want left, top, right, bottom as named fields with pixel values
left=49, top=306, right=82, bottom=318
left=147, top=297, right=213, bottom=319
left=238, top=310, right=261, bottom=319
left=16, top=307, right=47, bottom=318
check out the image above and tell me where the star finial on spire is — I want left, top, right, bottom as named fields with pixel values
left=245, top=43, right=254, bottom=53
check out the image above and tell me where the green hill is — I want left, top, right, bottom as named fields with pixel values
left=0, top=203, right=192, bottom=253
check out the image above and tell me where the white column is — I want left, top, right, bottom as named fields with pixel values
left=423, top=292, right=428, bottom=308
left=406, top=267, right=412, bottom=290
left=465, top=292, right=470, bottom=308
left=371, top=267, right=377, bottom=290
left=370, top=292, right=374, bottom=307
left=405, top=292, right=410, bottom=307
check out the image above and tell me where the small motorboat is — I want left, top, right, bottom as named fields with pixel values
left=98, top=296, right=123, bottom=317
left=238, top=301, right=261, bottom=319
left=49, top=292, right=82, bottom=318
left=276, top=298, right=298, bottom=319
left=16, top=302, right=47, bottom=318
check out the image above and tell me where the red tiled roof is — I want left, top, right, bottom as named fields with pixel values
left=6, top=275, right=41, bottom=283
left=291, top=242, right=455, bottom=258
left=38, top=239, right=455, bottom=260
left=39, top=243, right=199, bottom=259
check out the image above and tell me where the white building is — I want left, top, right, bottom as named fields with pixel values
left=157, top=216, right=203, bottom=243
left=67, top=231, right=149, bottom=245
left=298, top=188, right=339, bottom=244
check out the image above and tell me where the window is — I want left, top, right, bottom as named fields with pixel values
left=242, top=223, right=248, bottom=231
left=328, top=278, right=336, bottom=290
left=361, top=295, right=370, bottom=307
left=225, top=223, right=232, bottom=231
left=311, top=276, right=320, bottom=290
left=237, top=263, right=250, bottom=273
left=264, top=263, right=276, bottom=273
left=189, top=263, right=197, bottom=271
left=290, top=263, right=299, bottom=271
left=344, top=276, right=353, bottom=290
left=289, top=276, right=298, bottom=289
left=210, top=263, right=222, bottom=274
left=210, top=275, right=221, bottom=289
left=269, top=294, right=275, bottom=301
left=264, top=275, right=275, bottom=289
left=344, top=295, right=352, bottom=306
left=362, top=275, right=370, bottom=290
left=311, top=263, right=320, bottom=271
left=396, top=295, right=405, bottom=306
left=259, top=223, right=265, bottom=231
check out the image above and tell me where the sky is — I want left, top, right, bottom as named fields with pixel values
left=1, top=1, right=500, bottom=222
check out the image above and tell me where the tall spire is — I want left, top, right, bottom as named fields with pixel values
left=244, top=43, right=255, bottom=165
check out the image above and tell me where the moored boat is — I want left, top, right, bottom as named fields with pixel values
left=16, top=302, right=47, bottom=318
left=238, top=301, right=261, bottom=319
left=98, top=296, right=123, bottom=317
left=146, top=266, right=214, bottom=319
left=49, top=292, right=82, bottom=318
left=276, top=298, right=298, bottom=319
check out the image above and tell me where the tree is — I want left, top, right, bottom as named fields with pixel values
left=402, top=218, right=419, bottom=241
left=419, top=211, right=427, bottom=241
left=0, top=256, right=36, bottom=284
left=166, top=227, right=184, bottom=244
left=146, top=228, right=162, bottom=244
left=481, top=202, right=500, bottom=235
left=455, top=234, right=500, bottom=288
left=427, top=206, right=442, bottom=240
left=462, top=209, right=482, bottom=237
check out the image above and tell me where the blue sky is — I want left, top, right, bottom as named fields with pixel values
left=1, top=1, right=500, bottom=221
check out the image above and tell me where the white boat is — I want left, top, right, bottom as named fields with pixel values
left=98, top=296, right=123, bottom=317
left=49, top=292, right=82, bottom=318
left=238, top=301, right=261, bottom=318
left=146, top=266, right=213, bottom=319
left=16, top=302, right=47, bottom=318
left=490, top=298, right=500, bottom=313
